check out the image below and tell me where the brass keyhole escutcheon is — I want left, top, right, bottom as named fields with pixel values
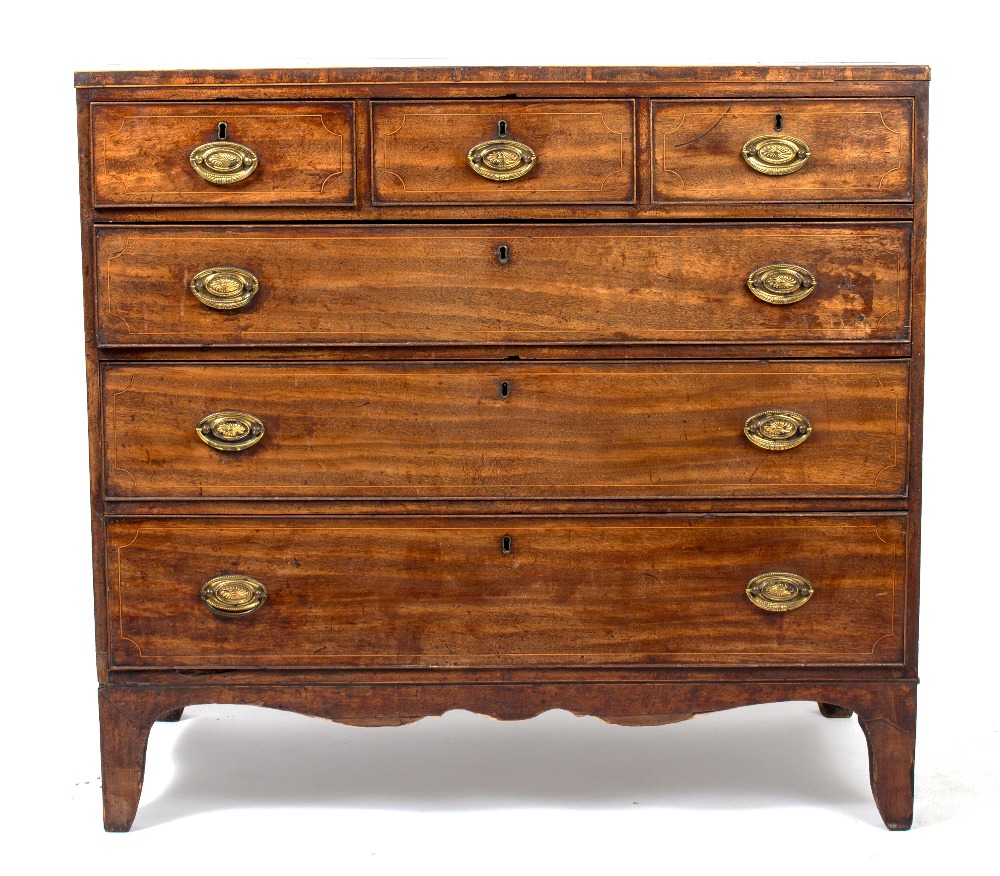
left=468, top=120, right=537, bottom=182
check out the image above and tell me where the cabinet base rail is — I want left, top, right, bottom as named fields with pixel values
left=99, top=679, right=916, bottom=832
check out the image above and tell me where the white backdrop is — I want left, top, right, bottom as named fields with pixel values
left=1, top=3, right=996, bottom=872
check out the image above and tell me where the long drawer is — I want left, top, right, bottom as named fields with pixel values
left=95, top=223, right=911, bottom=347
left=103, top=361, right=908, bottom=499
left=107, top=515, right=905, bottom=668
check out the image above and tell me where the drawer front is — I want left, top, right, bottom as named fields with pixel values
left=652, top=99, right=913, bottom=203
left=95, top=223, right=911, bottom=347
left=103, top=362, right=908, bottom=499
left=107, top=515, right=906, bottom=668
left=372, top=101, right=635, bottom=204
left=91, top=102, right=355, bottom=207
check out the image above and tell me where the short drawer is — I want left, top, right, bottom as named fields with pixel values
left=103, top=361, right=908, bottom=499
left=107, top=515, right=906, bottom=668
left=652, top=99, right=913, bottom=203
left=95, top=223, right=911, bottom=347
left=372, top=101, right=635, bottom=204
left=91, top=102, right=355, bottom=207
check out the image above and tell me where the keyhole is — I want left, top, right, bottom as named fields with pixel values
left=774, top=114, right=783, bottom=131
left=499, top=380, right=511, bottom=398
left=217, top=122, right=228, bottom=140
left=496, top=244, right=510, bottom=265
left=500, top=535, right=513, bottom=555
left=497, top=119, right=508, bottom=138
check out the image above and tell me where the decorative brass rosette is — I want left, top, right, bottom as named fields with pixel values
left=189, top=140, right=258, bottom=184
left=190, top=267, right=259, bottom=310
left=744, top=409, right=812, bottom=451
left=742, top=134, right=811, bottom=176
left=200, top=574, right=268, bottom=616
left=746, top=572, right=814, bottom=612
left=747, top=263, right=816, bottom=305
left=196, top=411, right=265, bottom=452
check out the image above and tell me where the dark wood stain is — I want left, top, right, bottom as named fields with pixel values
left=107, top=515, right=905, bottom=668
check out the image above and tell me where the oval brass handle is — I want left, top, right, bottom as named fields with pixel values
left=742, top=135, right=811, bottom=176
left=191, top=267, right=259, bottom=310
left=744, top=409, right=812, bottom=451
left=747, top=263, right=816, bottom=305
left=190, top=140, right=258, bottom=185
left=201, top=574, right=268, bottom=616
left=468, top=137, right=536, bottom=181
left=746, top=572, right=814, bottom=612
left=196, top=411, right=265, bottom=452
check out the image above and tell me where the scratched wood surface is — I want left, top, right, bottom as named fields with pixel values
left=652, top=99, right=914, bottom=203
left=102, top=361, right=909, bottom=499
left=106, top=515, right=905, bottom=668
left=76, top=66, right=931, bottom=87
left=372, top=101, right=635, bottom=203
left=91, top=101, right=355, bottom=206
left=95, top=222, right=910, bottom=347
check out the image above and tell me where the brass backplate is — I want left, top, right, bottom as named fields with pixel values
left=200, top=574, right=268, bottom=616
left=191, top=266, right=259, bottom=310
left=468, top=139, right=537, bottom=181
left=746, top=572, right=814, bottom=612
left=742, top=134, right=811, bottom=176
left=747, top=263, right=816, bottom=305
left=744, top=409, right=812, bottom=451
left=190, top=140, right=258, bottom=185
left=196, top=410, right=265, bottom=452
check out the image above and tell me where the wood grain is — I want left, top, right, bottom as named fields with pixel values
left=95, top=223, right=911, bottom=347
left=652, top=99, right=913, bottom=203
left=102, top=361, right=909, bottom=499
left=76, top=66, right=931, bottom=88
left=372, top=101, right=635, bottom=204
left=92, top=102, right=354, bottom=207
left=77, top=66, right=927, bottom=832
left=106, top=515, right=905, bottom=668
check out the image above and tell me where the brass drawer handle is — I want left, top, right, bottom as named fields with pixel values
left=744, top=409, right=812, bottom=451
left=191, top=267, right=259, bottom=310
left=190, top=140, right=258, bottom=185
left=468, top=120, right=536, bottom=181
left=742, top=134, right=811, bottom=176
left=196, top=410, right=265, bottom=452
left=746, top=572, right=814, bottom=612
left=747, top=263, right=816, bottom=305
left=201, top=574, right=268, bottom=616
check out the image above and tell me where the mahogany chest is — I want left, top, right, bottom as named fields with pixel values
left=75, top=64, right=928, bottom=830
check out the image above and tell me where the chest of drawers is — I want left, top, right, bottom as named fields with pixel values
left=75, top=65, right=928, bottom=831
